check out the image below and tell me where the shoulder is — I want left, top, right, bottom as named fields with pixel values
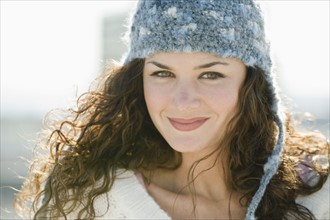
left=296, top=176, right=330, bottom=219
left=65, top=169, right=169, bottom=219
left=91, top=169, right=170, bottom=219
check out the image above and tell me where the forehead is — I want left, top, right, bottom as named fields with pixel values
left=145, top=52, right=245, bottom=68
left=147, top=52, right=220, bottom=61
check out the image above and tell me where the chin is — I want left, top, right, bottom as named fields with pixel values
left=169, top=143, right=209, bottom=154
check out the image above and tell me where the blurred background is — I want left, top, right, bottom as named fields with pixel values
left=1, top=1, right=329, bottom=219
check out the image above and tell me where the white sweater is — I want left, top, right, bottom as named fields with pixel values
left=67, top=170, right=329, bottom=219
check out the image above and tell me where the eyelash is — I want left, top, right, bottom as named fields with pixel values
left=199, top=72, right=225, bottom=80
left=150, top=71, right=174, bottom=78
left=150, top=71, right=225, bottom=80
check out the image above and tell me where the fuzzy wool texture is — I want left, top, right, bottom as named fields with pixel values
left=124, top=0, right=271, bottom=68
left=66, top=170, right=330, bottom=219
left=245, top=115, right=284, bottom=219
left=123, top=0, right=281, bottom=112
left=122, top=1, right=284, bottom=219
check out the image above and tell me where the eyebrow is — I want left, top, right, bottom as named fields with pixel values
left=195, top=61, right=229, bottom=69
left=146, top=61, right=173, bottom=70
left=146, top=61, right=229, bottom=70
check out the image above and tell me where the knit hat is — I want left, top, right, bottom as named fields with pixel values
left=123, top=0, right=284, bottom=219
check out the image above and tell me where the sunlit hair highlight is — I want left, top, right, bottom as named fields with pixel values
left=221, top=66, right=329, bottom=219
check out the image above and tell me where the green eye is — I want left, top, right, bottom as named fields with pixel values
left=199, top=72, right=225, bottom=80
left=151, top=71, right=174, bottom=78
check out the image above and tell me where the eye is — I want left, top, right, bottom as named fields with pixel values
left=150, top=71, right=175, bottom=78
left=199, top=72, right=225, bottom=80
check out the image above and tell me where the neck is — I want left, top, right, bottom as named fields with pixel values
left=179, top=151, right=229, bottom=201
left=142, top=152, right=245, bottom=219
left=151, top=150, right=230, bottom=202
left=141, top=150, right=246, bottom=219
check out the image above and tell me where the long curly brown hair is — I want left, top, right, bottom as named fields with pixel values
left=15, top=59, right=329, bottom=219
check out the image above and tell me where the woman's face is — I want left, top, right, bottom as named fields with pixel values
left=143, top=52, right=246, bottom=154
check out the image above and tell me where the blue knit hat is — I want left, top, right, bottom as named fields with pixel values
left=123, top=0, right=284, bottom=219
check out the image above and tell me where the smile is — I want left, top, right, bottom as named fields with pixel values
left=168, top=117, right=209, bottom=132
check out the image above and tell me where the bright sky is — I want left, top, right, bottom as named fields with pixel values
left=1, top=1, right=329, bottom=118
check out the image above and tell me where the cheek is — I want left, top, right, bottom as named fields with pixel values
left=143, top=81, right=167, bottom=115
left=208, top=87, right=240, bottom=115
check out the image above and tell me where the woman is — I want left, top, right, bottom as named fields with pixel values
left=15, top=0, right=329, bottom=219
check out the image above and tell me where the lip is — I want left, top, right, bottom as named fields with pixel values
left=168, top=117, right=209, bottom=132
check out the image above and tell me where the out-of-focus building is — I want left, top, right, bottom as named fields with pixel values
left=103, top=14, right=128, bottom=62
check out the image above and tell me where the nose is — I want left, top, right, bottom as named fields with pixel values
left=172, top=80, right=200, bottom=111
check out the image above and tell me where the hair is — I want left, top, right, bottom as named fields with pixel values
left=221, top=66, right=329, bottom=219
left=15, top=59, right=329, bottom=219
